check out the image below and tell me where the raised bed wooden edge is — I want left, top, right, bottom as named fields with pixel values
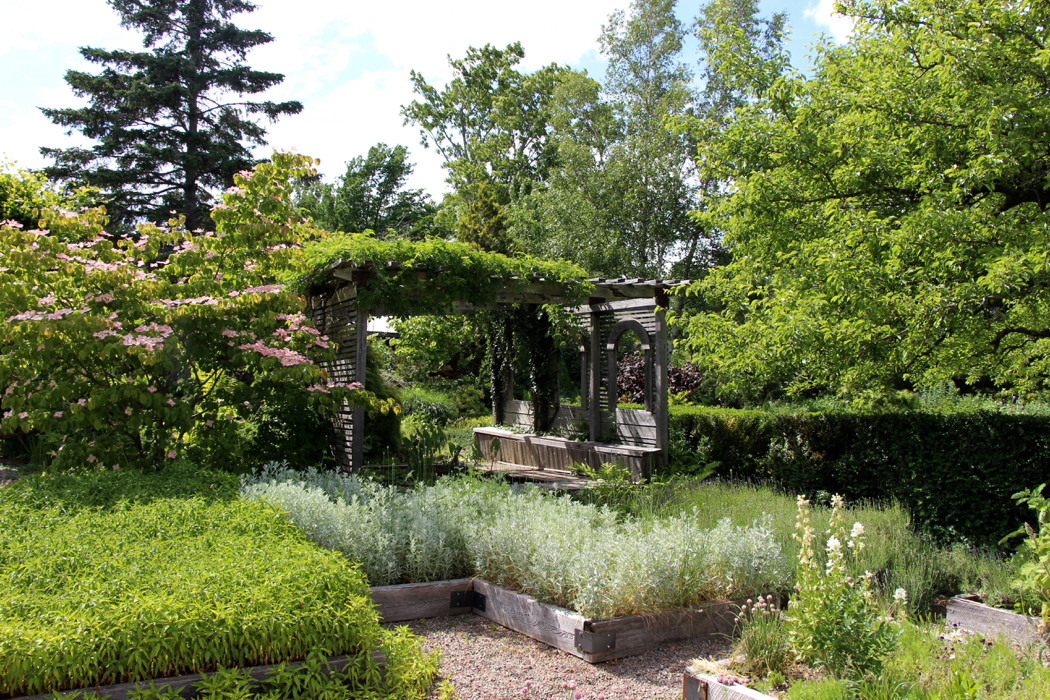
left=12, top=651, right=386, bottom=700
left=370, top=577, right=767, bottom=664
left=946, top=595, right=1045, bottom=646
left=369, top=578, right=475, bottom=623
left=683, top=670, right=776, bottom=700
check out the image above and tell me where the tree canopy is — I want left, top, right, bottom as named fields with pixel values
left=402, top=42, right=568, bottom=206
left=680, top=0, right=1050, bottom=400
left=296, top=144, right=439, bottom=239
left=39, top=0, right=301, bottom=232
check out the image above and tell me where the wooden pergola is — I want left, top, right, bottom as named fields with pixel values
left=306, top=258, right=687, bottom=477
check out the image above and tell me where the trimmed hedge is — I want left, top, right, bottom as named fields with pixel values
left=668, top=406, right=1050, bottom=546
left=0, top=497, right=385, bottom=698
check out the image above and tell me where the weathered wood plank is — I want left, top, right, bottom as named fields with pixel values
left=582, top=600, right=739, bottom=663
left=369, top=578, right=475, bottom=623
left=684, top=671, right=778, bottom=700
left=15, top=652, right=386, bottom=700
left=945, top=596, right=1043, bottom=645
left=471, top=579, right=585, bottom=658
left=615, top=408, right=657, bottom=427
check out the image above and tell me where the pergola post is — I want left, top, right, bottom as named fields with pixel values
left=588, top=307, right=602, bottom=442
left=352, top=307, right=368, bottom=470
left=653, top=305, right=669, bottom=471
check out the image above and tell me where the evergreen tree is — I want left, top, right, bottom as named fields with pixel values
left=39, top=0, right=301, bottom=232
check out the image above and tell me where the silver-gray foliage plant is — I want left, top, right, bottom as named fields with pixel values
left=242, top=464, right=789, bottom=618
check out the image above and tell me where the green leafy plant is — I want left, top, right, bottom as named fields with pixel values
left=0, top=496, right=385, bottom=697
left=1002, top=483, right=1050, bottom=626
left=787, top=494, right=898, bottom=678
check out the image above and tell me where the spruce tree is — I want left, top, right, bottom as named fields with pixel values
left=40, top=0, right=301, bottom=232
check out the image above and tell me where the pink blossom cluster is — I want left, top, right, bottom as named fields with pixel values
left=242, top=284, right=285, bottom=294
left=237, top=341, right=310, bottom=366
left=8, top=307, right=78, bottom=322
left=305, top=381, right=364, bottom=393
left=152, top=296, right=220, bottom=308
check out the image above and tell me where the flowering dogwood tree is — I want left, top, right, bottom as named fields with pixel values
left=0, top=152, right=382, bottom=470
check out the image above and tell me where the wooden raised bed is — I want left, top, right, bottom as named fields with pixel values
left=369, top=577, right=764, bottom=664
left=13, top=651, right=386, bottom=700
left=369, top=578, right=475, bottom=623
left=683, top=670, right=776, bottom=700
left=946, top=594, right=1045, bottom=646
left=473, top=426, right=660, bottom=482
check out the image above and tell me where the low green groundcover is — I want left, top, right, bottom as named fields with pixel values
left=0, top=488, right=429, bottom=698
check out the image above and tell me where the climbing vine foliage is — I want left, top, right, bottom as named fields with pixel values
left=300, top=234, right=593, bottom=317
left=0, top=152, right=379, bottom=470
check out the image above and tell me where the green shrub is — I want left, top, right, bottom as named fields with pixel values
left=364, top=340, right=402, bottom=462
left=667, top=406, right=1050, bottom=546
left=399, top=387, right=458, bottom=425
left=0, top=497, right=398, bottom=697
left=0, top=462, right=239, bottom=510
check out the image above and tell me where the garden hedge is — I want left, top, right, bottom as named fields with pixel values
left=668, top=407, right=1050, bottom=546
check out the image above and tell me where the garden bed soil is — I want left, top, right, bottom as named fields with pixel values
left=8, top=651, right=386, bottom=700
left=369, top=577, right=768, bottom=664
left=945, top=594, right=1045, bottom=646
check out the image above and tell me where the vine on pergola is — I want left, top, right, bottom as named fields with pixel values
left=301, top=233, right=593, bottom=432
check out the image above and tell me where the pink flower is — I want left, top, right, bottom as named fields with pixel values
left=86, top=454, right=96, bottom=463
left=166, top=450, right=176, bottom=459
left=17, top=412, right=28, bottom=419
left=53, top=411, right=63, bottom=418
left=1, top=410, right=9, bottom=419
left=166, top=399, right=176, bottom=407
left=147, top=386, right=157, bottom=393
left=205, top=420, right=214, bottom=427
left=77, top=398, right=86, bottom=406
left=112, top=464, right=120, bottom=470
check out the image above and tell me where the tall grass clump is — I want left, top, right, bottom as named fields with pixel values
left=622, top=478, right=1021, bottom=614
left=246, top=468, right=791, bottom=619
left=399, top=386, right=459, bottom=425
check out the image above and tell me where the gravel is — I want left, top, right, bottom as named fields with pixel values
left=391, top=614, right=732, bottom=700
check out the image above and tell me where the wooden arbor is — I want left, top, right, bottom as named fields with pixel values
left=305, top=258, right=685, bottom=476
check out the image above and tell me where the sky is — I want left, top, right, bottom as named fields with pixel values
left=0, top=0, right=852, bottom=199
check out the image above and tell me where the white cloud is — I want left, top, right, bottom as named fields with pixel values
left=4, top=0, right=625, bottom=196
left=803, top=0, right=855, bottom=44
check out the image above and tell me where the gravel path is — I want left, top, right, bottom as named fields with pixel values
left=391, top=614, right=732, bottom=700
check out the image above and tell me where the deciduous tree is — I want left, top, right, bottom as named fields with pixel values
left=297, top=144, right=439, bottom=239
left=681, top=0, right=1050, bottom=399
